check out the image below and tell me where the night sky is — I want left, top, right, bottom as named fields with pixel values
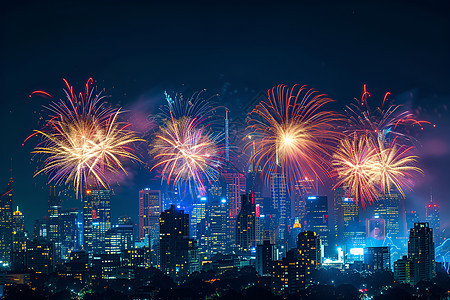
left=1, top=1, right=449, bottom=232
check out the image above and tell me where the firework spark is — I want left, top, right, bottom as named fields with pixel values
left=150, top=116, right=223, bottom=195
left=30, top=78, right=143, bottom=197
left=246, top=84, right=341, bottom=187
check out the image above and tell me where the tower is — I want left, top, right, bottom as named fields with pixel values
left=0, top=177, right=13, bottom=266
left=270, top=173, right=288, bottom=242
left=236, top=193, right=260, bottom=254
left=139, top=189, right=161, bottom=247
left=304, top=196, right=329, bottom=255
left=48, top=186, right=62, bottom=260
left=159, top=205, right=197, bottom=279
left=408, top=222, right=435, bottom=284
left=426, top=200, right=440, bottom=245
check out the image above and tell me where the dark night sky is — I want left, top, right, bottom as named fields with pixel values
left=1, top=1, right=449, bottom=232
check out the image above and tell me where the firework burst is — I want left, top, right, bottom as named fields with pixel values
left=332, top=134, right=422, bottom=207
left=246, top=84, right=341, bottom=187
left=150, top=116, right=223, bottom=195
left=29, top=78, right=143, bottom=197
left=345, top=84, right=428, bottom=144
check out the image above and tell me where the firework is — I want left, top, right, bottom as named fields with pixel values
left=332, top=134, right=422, bottom=207
left=345, top=84, right=428, bottom=144
left=332, top=135, right=379, bottom=207
left=30, top=78, right=142, bottom=197
left=246, top=84, right=341, bottom=187
left=150, top=116, right=223, bottom=195
left=372, top=141, right=422, bottom=197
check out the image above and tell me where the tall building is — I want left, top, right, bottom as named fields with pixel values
left=334, top=187, right=359, bottom=244
left=270, top=173, right=288, bottom=242
left=304, top=196, right=329, bottom=255
left=207, top=186, right=228, bottom=256
left=293, top=177, right=315, bottom=220
left=426, top=201, right=440, bottom=244
left=366, top=216, right=386, bottom=240
left=191, top=196, right=207, bottom=239
left=405, top=210, right=419, bottom=232
left=48, top=187, right=62, bottom=260
left=271, top=250, right=304, bottom=295
left=160, top=205, right=198, bottom=279
left=297, top=231, right=322, bottom=273
left=60, top=208, right=79, bottom=260
left=364, top=246, right=390, bottom=271
left=139, top=189, right=161, bottom=248
left=256, top=240, right=275, bottom=275
left=236, top=194, right=260, bottom=254
left=223, top=171, right=246, bottom=247
left=12, top=207, right=26, bottom=271
left=408, top=222, right=435, bottom=284
left=373, top=192, right=401, bottom=239
left=0, top=178, right=13, bottom=267
left=90, top=189, right=112, bottom=254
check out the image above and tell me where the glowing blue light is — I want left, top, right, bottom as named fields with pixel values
left=307, top=196, right=317, bottom=200
left=251, top=247, right=256, bottom=254
left=200, top=197, right=207, bottom=201
left=221, top=198, right=226, bottom=203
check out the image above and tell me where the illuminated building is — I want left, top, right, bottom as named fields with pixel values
left=270, top=173, right=288, bottom=242
left=25, top=239, right=54, bottom=275
left=105, top=224, right=135, bottom=254
left=223, top=171, right=246, bottom=247
left=394, top=256, right=414, bottom=285
left=191, top=196, right=207, bottom=239
left=160, top=205, right=198, bottom=279
left=82, top=189, right=93, bottom=253
left=92, top=253, right=121, bottom=279
left=364, top=246, right=390, bottom=271
left=139, top=189, right=161, bottom=248
left=304, top=196, right=329, bottom=255
left=373, top=192, right=401, bottom=239
left=297, top=231, right=322, bottom=274
left=256, top=240, right=275, bottom=275
left=207, top=186, right=228, bottom=256
left=293, top=177, right=315, bottom=220
left=334, top=186, right=360, bottom=245
left=271, top=250, right=304, bottom=295
left=12, top=207, right=26, bottom=271
left=89, top=189, right=112, bottom=254
left=408, top=222, right=435, bottom=284
left=426, top=201, right=440, bottom=244
left=60, top=208, right=79, bottom=260
left=0, top=178, right=13, bottom=267
left=236, top=194, right=260, bottom=254
left=47, top=186, right=62, bottom=260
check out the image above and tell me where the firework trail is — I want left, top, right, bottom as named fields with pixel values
left=28, top=78, right=143, bottom=197
left=246, top=84, right=341, bottom=188
left=150, top=116, right=223, bottom=195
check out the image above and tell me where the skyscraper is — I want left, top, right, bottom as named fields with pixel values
left=373, top=192, right=401, bottom=239
left=12, top=206, right=26, bottom=271
left=408, top=222, right=435, bottom=284
left=191, top=196, right=207, bottom=239
left=105, top=224, right=135, bottom=254
left=0, top=178, right=13, bottom=266
left=207, top=185, right=228, bottom=256
left=223, top=171, right=246, bottom=247
left=304, top=196, right=329, bottom=255
left=83, top=189, right=112, bottom=254
left=236, top=193, right=260, bottom=254
left=426, top=201, right=440, bottom=244
left=139, top=189, right=161, bottom=248
left=48, top=187, right=62, bottom=260
left=297, top=231, right=322, bottom=272
left=60, top=208, right=79, bottom=260
left=270, top=173, right=288, bottom=242
left=256, top=240, right=275, bottom=275
left=159, top=205, right=197, bottom=279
